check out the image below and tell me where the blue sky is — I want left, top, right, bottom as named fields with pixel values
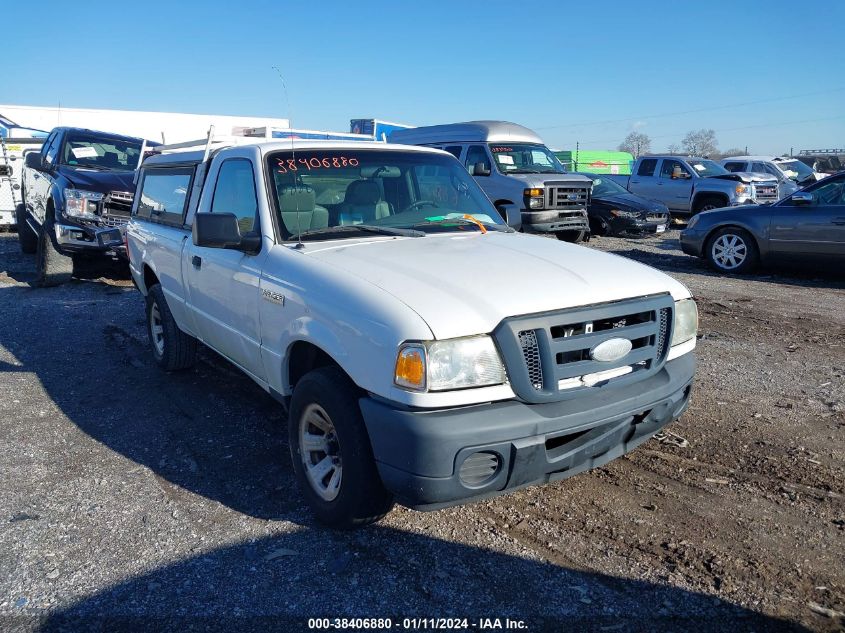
left=5, top=0, right=844, bottom=154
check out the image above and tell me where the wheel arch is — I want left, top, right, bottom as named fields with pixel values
left=141, top=263, right=159, bottom=296
left=285, top=339, right=351, bottom=395
left=692, top=191, right=730, bottom=211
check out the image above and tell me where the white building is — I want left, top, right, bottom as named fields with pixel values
left=0, top=104, right=290, bottom=143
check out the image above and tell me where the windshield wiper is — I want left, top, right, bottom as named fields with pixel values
left=66, top=163, right=109, bottom=171
left=297, top=225, right=425, bottom=240
left=509, top=168, right=541, bottom=174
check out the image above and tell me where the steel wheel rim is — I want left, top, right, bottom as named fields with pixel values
left=298, top=403, right=342, bottom=501
left=150, top=303, right=165, bottom=356
left=712, top=234, right=747, bottom=269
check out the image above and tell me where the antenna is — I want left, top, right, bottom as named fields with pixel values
left=272, top=66, right=303, bottom=249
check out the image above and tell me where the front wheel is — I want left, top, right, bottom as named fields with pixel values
left=706, top=227, right=759, bottom=274
left=34, top=221, right=73, bottom=287
left=289, top=366, right=394, bottom=528
left=555, top=230, right=587, bottom=243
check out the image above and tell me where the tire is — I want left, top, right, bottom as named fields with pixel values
left=555, top=230, right=587, bottom=243
left=705, top=227, right=759, bottom=274
left=34, top=221, right=73, bottom=287
left=289, top=366, right=394, bottom=528
left=693, top=196, right=726, bottom=214
left=589, top=217, right=609, bottom=237
left=145, top=283, right=197, bottom=371
left=16, top=204, right=37, bottom=254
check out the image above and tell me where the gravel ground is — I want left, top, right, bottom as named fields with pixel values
left=0, top=229, right=842, bottom=632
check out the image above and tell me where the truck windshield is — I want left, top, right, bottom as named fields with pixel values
left=687, top=159, right=728, bottom=177
left=267, top=149, right=507, bottom=241
left=775, top=159, right=814, bottom=180
left=61, top=131, right=143, bottom=171
left=489, top=144, right=566, bottom=174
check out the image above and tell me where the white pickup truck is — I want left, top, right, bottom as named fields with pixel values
left=126, top=138, right=698, bottom=528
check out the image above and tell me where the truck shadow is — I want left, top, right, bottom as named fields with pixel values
left=38, top=527, right=809, bottom=633
left=0, top=249, right=815, bottom=631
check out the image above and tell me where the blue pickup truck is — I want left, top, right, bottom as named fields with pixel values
left=608, top=155, right=779, bottom=217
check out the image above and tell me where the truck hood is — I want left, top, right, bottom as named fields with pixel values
left=57, top=165, right=135, bottom=193
left=302, top=232, right=690, bottom=339
left=707, top=172, right=777, bottom=185
left=505, top=172, right=594, bottom=188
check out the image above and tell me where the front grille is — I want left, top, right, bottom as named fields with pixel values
left=753, top=184, right=778, bottom=202
left=549, top=185, right=590, bottom=209
left=494, top=295, right=674, bottom=403
left=646, top=213, right=667, bottom=222
left=518, top=330, right=543, bottom=390
left=103, top=191, right=133, bottom=218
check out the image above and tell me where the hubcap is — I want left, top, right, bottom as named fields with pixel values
left=298, top=403, right=342, bottom=501
left=150, top=302, right=165, bottom=356
left=712, top=234, right=747, bottom=269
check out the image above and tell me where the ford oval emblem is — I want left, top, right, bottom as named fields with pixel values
left=590, top=337, right=632, bottom=362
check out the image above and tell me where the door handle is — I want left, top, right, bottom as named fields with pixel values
left=630, top=180, right=640, bottom=184
left=192, top=255, right=202, bottom=268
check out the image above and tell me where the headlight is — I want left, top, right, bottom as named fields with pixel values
left=524, top=188, right=544, bottom=210
left=610, top=208, right=640, bottom=218
left=671, top=299, right=698, bottom=347
left=64, top=188, right=103, bottom=220
left=394, top=335, right=507, bottom=392
left=735, top=184, right=751, bottom=195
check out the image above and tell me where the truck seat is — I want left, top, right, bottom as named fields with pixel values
left=278, top=185, right=329, bottom=234
left=338, top=180, right=392, bottom=222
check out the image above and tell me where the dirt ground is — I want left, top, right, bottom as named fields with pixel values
left=0, top=229, right=842, bottom=632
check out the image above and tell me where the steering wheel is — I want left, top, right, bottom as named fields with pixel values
left=404, top=200, right=438, bottom=212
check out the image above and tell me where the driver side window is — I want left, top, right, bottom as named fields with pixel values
left=465, top=145, right=490, bottom=176
left=810, top=180, right=845, bottom=206
left=660, top=159, right=690, bottom=179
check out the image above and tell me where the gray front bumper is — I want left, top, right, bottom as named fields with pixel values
left=360, top=352, right=695, bottom=510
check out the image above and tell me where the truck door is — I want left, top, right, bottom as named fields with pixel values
left=184, top=156, right=267, bottom=381
left=28, top=131, right=59, bottom=224
left=627, top=158, right=660, bottom=200
left=657, top=159, right=694, bottom=212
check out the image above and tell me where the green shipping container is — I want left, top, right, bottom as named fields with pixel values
left=555, top=150, right=633, bottom=175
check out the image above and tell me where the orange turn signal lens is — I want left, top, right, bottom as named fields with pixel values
left=524, top=188, right=544, bottom=197
left=395, top=346, right=426, bottom=391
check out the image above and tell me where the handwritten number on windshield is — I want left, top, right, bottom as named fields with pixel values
left=276, top=156, right=359, bottom=174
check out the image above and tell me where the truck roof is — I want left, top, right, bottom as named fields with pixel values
left=49, top=126, right=148, bottom=143
left=142, top=140, right=447, bottom=167
left=389, top=121, right=544, bottom=145
left=719, top=155, right=781, bottom=162
left=641, top=154, right=708, bottom=161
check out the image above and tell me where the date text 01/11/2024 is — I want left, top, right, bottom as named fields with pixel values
left=307, top=617, right=529, bottom=630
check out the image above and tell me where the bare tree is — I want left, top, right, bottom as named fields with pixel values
left=682, top=129, right=719, bottom=157
left=718, top=148, right=746, bottom=159
left=667, top=143, right=681, bottom=155
left=619, top=132, right=652, bottom=158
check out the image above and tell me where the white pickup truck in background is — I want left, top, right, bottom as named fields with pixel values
left=126, top=137, right=698, bottom=528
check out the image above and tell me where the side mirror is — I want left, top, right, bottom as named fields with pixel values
left=496, top=203, right=522, bottom=231
left=193, top=212, right=260, bottom=253
left=25, top=151, right=44, bottom=171
left=472, top=162, right=491, bottom=177
left=790, top=192, right=813, bottom=205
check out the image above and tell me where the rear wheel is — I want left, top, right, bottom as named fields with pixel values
left=705, top=227, right=759, bottom=274
left=16, top=205, right=38, bottom=254
left=145, top=283, right=197, bottom=370
left=555, top=230, right=587, bottom=243
left=289, top=366, right=394, bottom=528
left=34, top=221, right=73, bottom=286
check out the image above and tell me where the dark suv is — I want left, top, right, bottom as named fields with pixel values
left=17, top=127, right=152, bottom=285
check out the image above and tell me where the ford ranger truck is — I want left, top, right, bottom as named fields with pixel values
left=608, top=155, right=779, bottom=217
left=127, top=139, right=698, bottom=528
left=18, top=127, right=148, bottom=285
left=390, top=121, right=593, bottom=242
